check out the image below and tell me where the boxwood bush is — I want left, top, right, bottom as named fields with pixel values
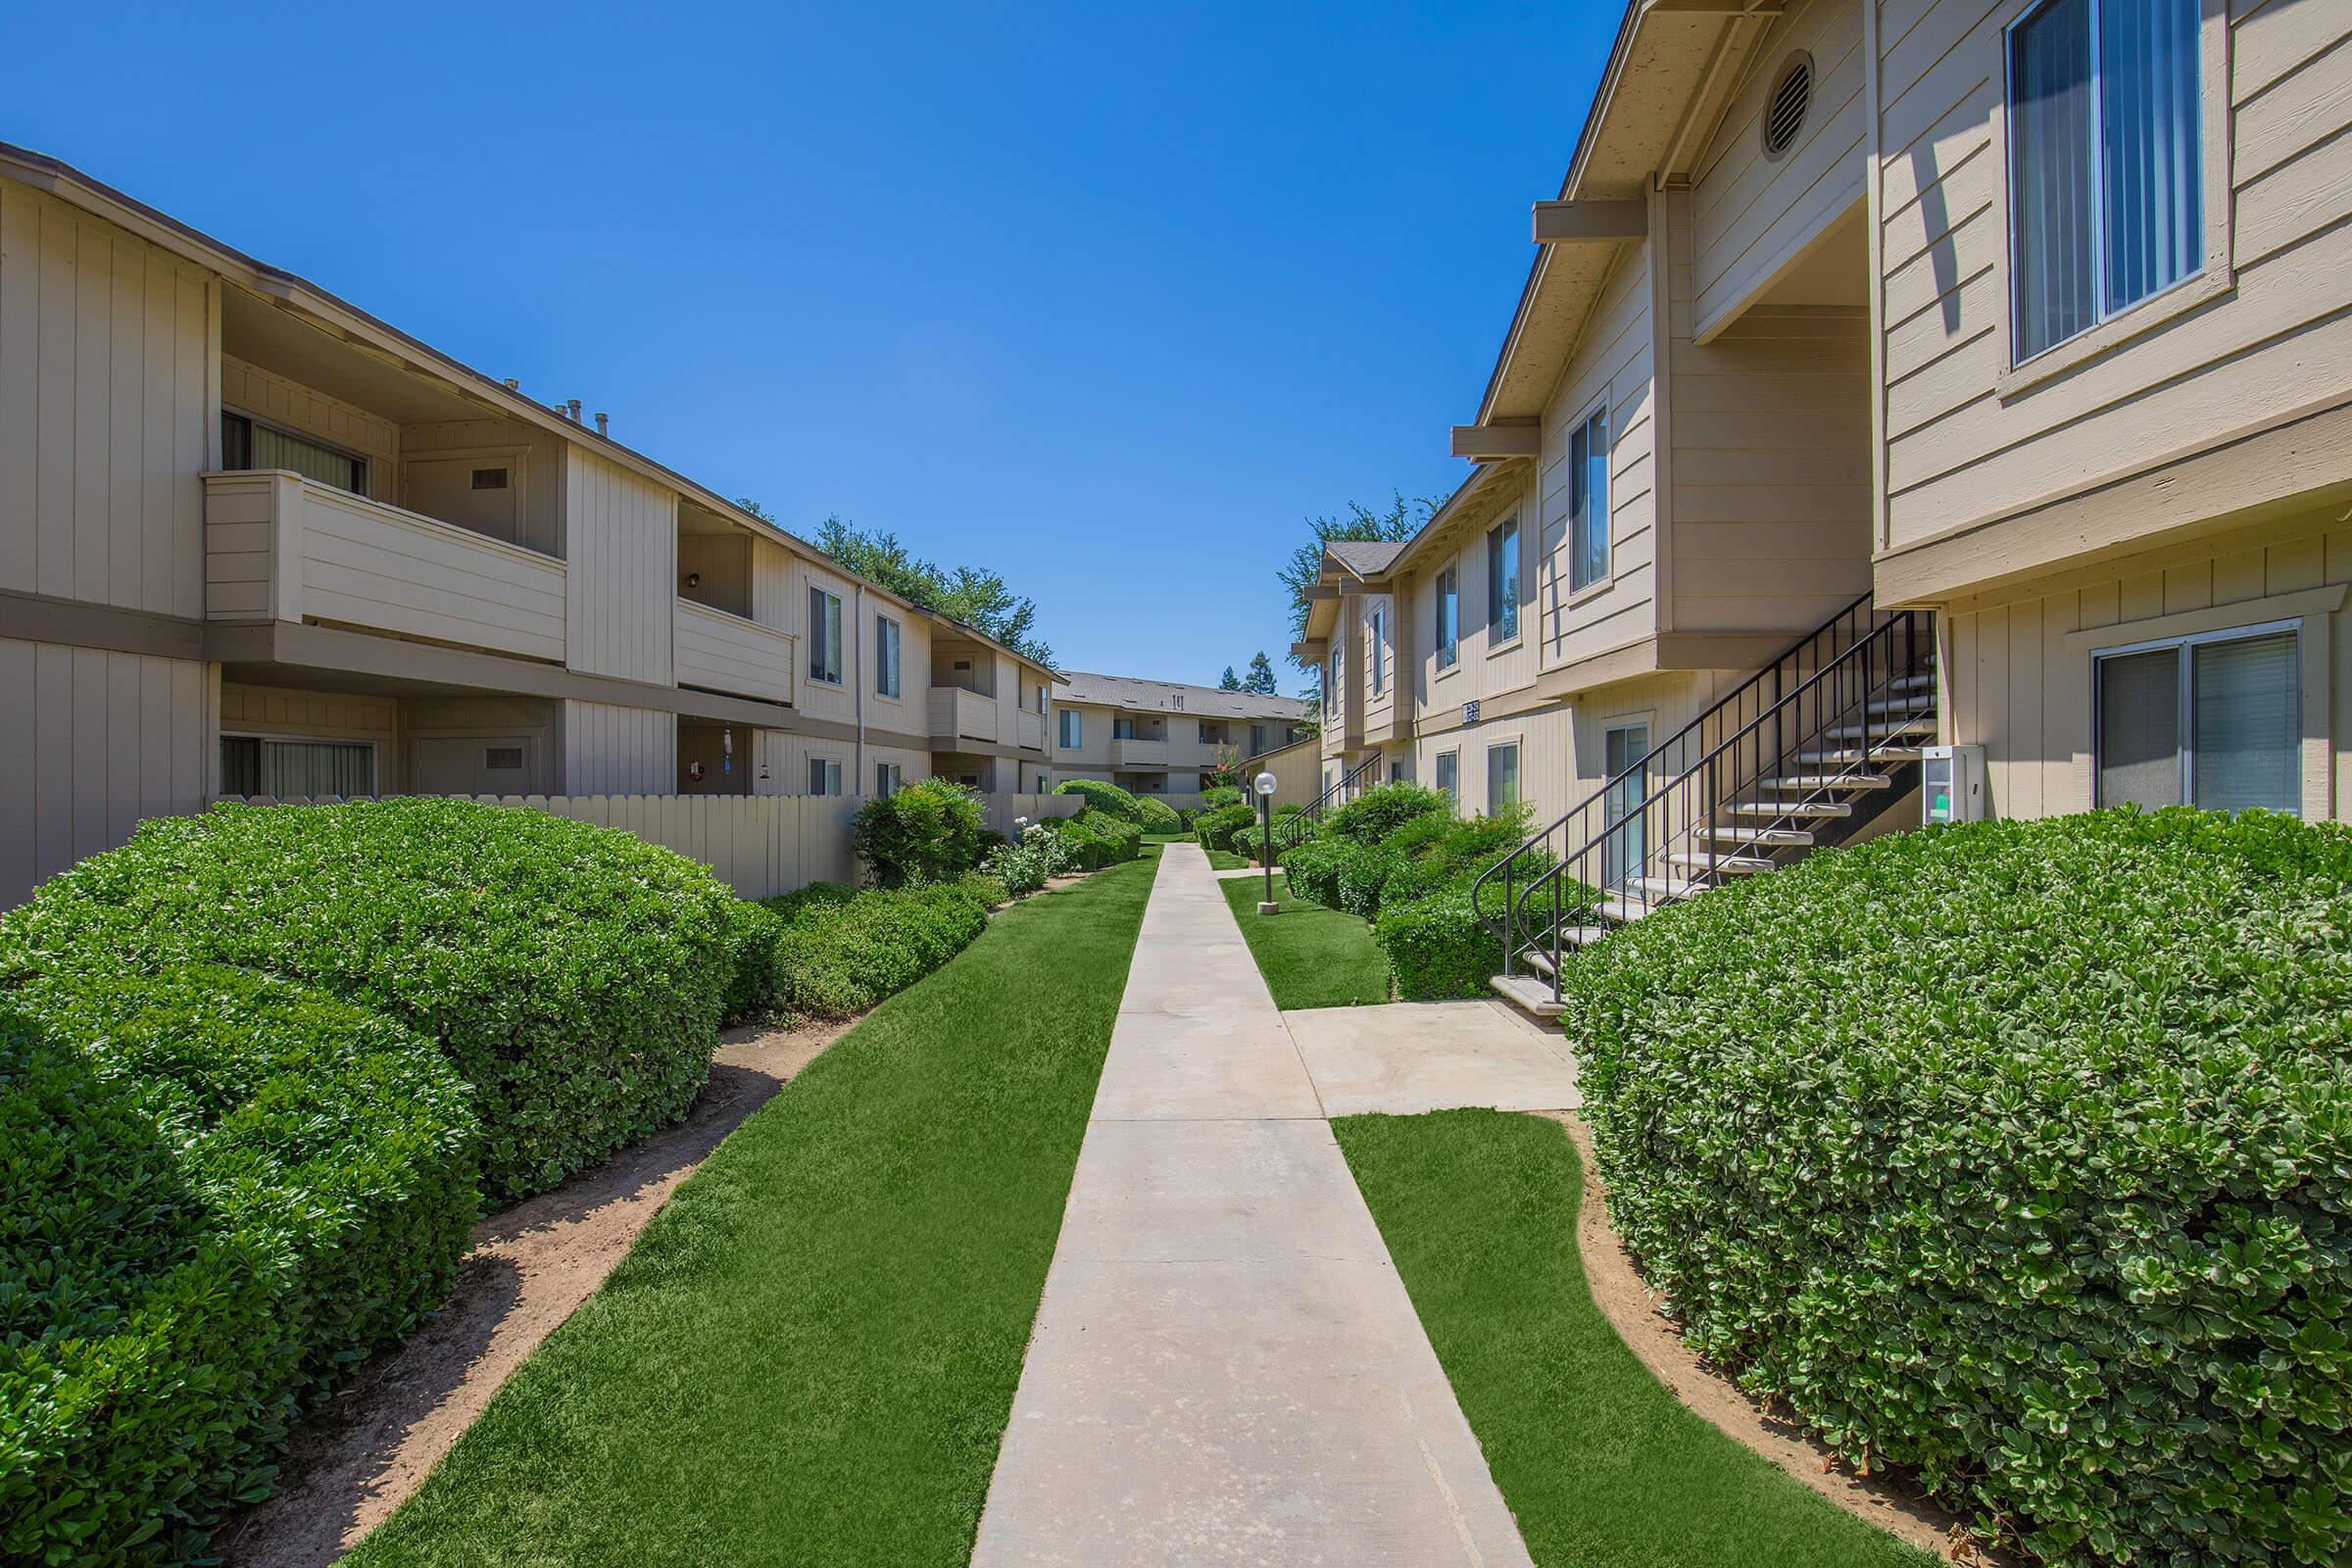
left=1043, top=809, right=1142, bottom=870
left=1194, top=803, right=1254, bottom=855
left=760, top=881, right=991, bottom=1018
left=1563, top=808, right=2352, bottom=1568
left=1054, top=778, right=1146, bottom=821
left=1, top=800, right=734, bottom=1201
left=1322, top=782, right=1448, bottom=845
left=720, top=900, right=791, bottom=1027
left=1130, top=794, right=1182, bottom=834
left=851, top=777, right=987, bottom=887
left=1372, top=888, right=1503, bottom=1000
left=0, top=964, right=476, bottom=1566
left=1201, top=785, right=1244, bottom=810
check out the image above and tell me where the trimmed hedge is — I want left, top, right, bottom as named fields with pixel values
left=1043, top=809, right=1143, bottom=870
left=852, top=777, right=987, bottom=888
left=1054, top=778, right=1146, bottom=821
left=0, top=965, right=476, bottom=1566
left=1371, top=888, right=1504, bottom=1000
left=1194, top=803, right=1254, bottom=855
left=0, top=799, right=734, bottom=1201
left=1201, top=786, right=1244, bottom=810
left=1564, top=808, right=2352, bottom=1568
left=1322, top=782, right=1449, bottom=845
left=760, top=881, right=991, bottom=1019
left=1130, top=795, right=1182, bottom=834
left=720, top=901, right=791, bottom=1026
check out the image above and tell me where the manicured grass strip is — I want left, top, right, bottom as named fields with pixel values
left=1334, top=1110, right=1932, bottom=1568
left=349, top=853, right=1162, bottom=1568
left=1219, top=871, right=1391, bottom=1009
left=1204, top=845, right=1249, bottom=870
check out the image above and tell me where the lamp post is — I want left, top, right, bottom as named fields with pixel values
left=1254, top=771, right=1279, bottom=915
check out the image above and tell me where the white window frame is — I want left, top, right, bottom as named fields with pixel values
left=1487, top=517, right=1520, bottom=644
left=1435, top=564, right=1460, bottom=671
left=1370, top=603, right=1388, bottom=696
left=1567, top=401, right=1612, bottom=596
left=1992, top=0, right=2233, bottom=390
left=807, top=756, right=844, bottom=797
left=808, top=586, right=845, bottom=685
left=1057, top=709, right=1083, bottom=750
left=875, top=760, right=905, bottom=798
left=1434, top=749, right=1459, bottom=808
left=2091, top=616, right=2302, bottom=814
left=875, top=613, right=902, bottom=700
left=1486, top=740, right=1521, bottom=816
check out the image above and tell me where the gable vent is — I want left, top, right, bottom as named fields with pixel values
left=1762, top=54, right=1813, bottom=159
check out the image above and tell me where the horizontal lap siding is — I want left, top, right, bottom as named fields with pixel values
left=1876, top=0, right=2352, bottom=551
left=0, top=638, right=213, bottom=907
left=299, top=490, right=567, bottom=660
left=1944, top=513, right=2352, bottom=820
left=0, top=184, right=212, bottom=619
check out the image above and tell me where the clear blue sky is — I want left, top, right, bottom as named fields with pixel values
left=4, top=1, right=1616, bottom=688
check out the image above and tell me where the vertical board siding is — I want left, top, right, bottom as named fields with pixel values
left=1876, top=0, right=2352, bottom=548
left=561, top=699, right=674, bottom=795
left=220, top=356, right=399, bottom=498
left=564, top=451, right=674, bottom=685
left=0, top=184, right=212, bottom=617
left=0, top=637, right=213, bottom=907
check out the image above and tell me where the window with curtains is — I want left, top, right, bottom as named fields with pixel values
left=1113, top=716, right=1137, bottom=740
left=1488, top=518, right=1520, bottom=641
left=1436, top=566, right=1460, bottom=668
left=1370, top=604, right=1388, bottom=695
left=220, top=736, right=375, bottom=798
left=806, top=756, right=843, bottom=796
left=2007, top=0, right=2203, bottom=363
left=1486, top=742, right=1520, bottom=815
left=875, top=613, right=902, bottom=698
left=2096, top=623, right=2299, bottom=814
left=1057, top=709, right=1082, bottom=748
left=1435, top=750, right=1458, bottom=807
left=220, top=412, right=368, bottom=494
left=808, top=588, right=843, bottom=684
left=1569, top=406, right=1611, bottom=592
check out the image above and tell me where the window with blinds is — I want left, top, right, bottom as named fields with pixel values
left=2096, top=626, right=2298, bottom=814
left=1569, top=407, right=1611, bottom=592
left=2007, top=0, right=2202, bottom=363
left=875, top=613, right=902, bottom=699
left=220, top=736, right=375, bottom=798
left=220, top=412, right=368, bottom=494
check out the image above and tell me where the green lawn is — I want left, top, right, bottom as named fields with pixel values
left=1203, top=844, right=1249, bottom=870
left=1335, top=1110, right=1932, bottom=1568
left=348, top=850, right=1161, bottom=1568
left=1219, top=870, right=1391, bottom=1009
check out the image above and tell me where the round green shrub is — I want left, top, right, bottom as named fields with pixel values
left=1054, top=778, right=1147, bottom=821
left=1322, top=782, right=1447, bottom=845
left=0, top=963, right=476, bottom=1566
left=852, top=777, right=987, bottom=888
left=1201, top=785, right=1244, bottom=811
left=1043, top=809, right=1142, bottom=870
left=1372, top=889, right=1502, bottom=1000
left=1, top=799, right=734, bottom=1201
left=1334, top=843, right=1406, bottom=918
left=720, top=901, right=791, bottom=1027
left=1130, top=795, right=1182, bottom=834
left=1194, top=803, right=1254, bottom=854
left=1278, top=838, right=1348, bottom=907
left=1564, top=808, right=2352, bottom=1568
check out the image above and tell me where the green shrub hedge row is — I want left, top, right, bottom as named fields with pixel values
left=0, top=964, right=476, bottom=1567
left=2, top=800, right=735, bottom=1203
left=1194, top=803, right=1255, bottom=856
left=721, top=900, right=792, bottom=1026
left=852, top=778, right=989, bottom=888
left=1043, top=809, right=1143, bottom=870
left=1130, top=795, right=1182, bottom=834
left=1053, top=777, right=1142, bottom=818
left=759, top=881, right=992, bottom=1019
left=1564, top=808, right=2352, bottom=1568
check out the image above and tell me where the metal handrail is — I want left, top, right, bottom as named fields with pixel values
left=1273, top=750, right=1383, bottom=852
left=1477, top=597, right=1935, bottom=1001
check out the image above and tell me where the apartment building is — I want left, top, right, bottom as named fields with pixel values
left=1049, top=671, right=1309, bottom=806
left=0, top=144, right=1053, bottom=907
left=1301, top=0, right=2350, bottom=857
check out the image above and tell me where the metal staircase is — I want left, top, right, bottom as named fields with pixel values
left=1474, top=595, right=1937, bottom=1019
left=1273, top=750, right=1384, bottom=853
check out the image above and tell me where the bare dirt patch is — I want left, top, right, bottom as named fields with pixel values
left=212, top=1017, right=851, bottom=1568
left=1538, top=1108, right=2015, bottom=1567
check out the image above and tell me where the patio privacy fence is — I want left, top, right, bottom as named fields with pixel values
left=210, top=790, right=1082, bottom=900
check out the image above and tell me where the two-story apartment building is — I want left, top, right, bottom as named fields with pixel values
left=1301, top=0, right=2349, bottom=866
left=1049, top=672, right=1309, bottom=805
left=0, top=143, right=1053, bottom=906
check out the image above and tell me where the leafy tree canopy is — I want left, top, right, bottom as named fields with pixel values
left=1279, top=493, right=1441, bottom=666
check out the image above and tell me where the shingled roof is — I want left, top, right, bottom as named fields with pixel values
left=1324, top=540, right=1407, bottom=578
left=1054, top=671, right=1311, bottom=721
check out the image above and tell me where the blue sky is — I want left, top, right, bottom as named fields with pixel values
left=4, top=1, right=1616, bottom=687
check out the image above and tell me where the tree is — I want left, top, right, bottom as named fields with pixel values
left=1243, top=652, right=1278, bottom=695
left=1278, top=493, right=1441, bottom=666
left=1217, top=665, right=1242, bottom=691
left=808, top=514, right=1056, bottom=666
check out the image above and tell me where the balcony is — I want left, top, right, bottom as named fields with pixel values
left=1017, top=709, right=1045, bottom=751
left=1109, top=736, right=1169, bottom=767
left=675, top=599, right=798, bottom=706
left=929, top=686, right=999, bottom=745
left=204, top=470, right=565, bottom=662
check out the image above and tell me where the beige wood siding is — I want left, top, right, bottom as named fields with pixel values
left=220, top=355, right=399, bottom=502
left=674, top=599, right=797, bottom=705
left=1942, top=509, right=2351, bottom=820
left=399, top=417, right=564, bottom=556
left=561, top=699, right=673, bottom=794
left=790, top=557, right=862, bottom=725
left=0, top=183, right=213, bottom=619
left=1538, top=242, right=1660, bottom=678
left=220, top=682, right=394, bottom=745
left=564, top=450, right=674, bottom=684
left=1875, top=0, right=2352, bottom=556
left=1691, top=0, right=1870, bottom=336
left=0, top=637, right=214, bottom=906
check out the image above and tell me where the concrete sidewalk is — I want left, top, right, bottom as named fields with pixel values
left=969, top=843, right=1533, bottom=1567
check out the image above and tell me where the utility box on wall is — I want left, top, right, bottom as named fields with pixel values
left=1921, top=745, right=1986, bottom=826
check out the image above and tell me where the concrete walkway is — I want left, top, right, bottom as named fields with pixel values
left=969, top=843, right=1534, bottom=1567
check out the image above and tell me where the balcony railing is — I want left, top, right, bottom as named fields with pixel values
left=204, top=469, right=565, bottom=662
left=929, top=686, right=999, bottom=744
left=675, top=599, right=797, bottom=706
left=1109, top=736, right=1169, bottom=766
left=1017, top=709, right=1045, bottom=751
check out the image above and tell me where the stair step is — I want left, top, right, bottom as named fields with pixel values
left=1799, top=745, right=1926, bottom=765
left=1890, top=673, right=1936, bottom=694
left=1630, top=875, right=1717, bottom=900
left=1728, top=799, right=1853, bottom=817
left=1491, top=972, right=1566, bottom=1019
left=1667, top=850, right=1778, bottom=874
left=1596, top=896, right=1657, bottom=923
left=1764, top=773, right=1893, bottom=790
left=1825, top=714, right=1936, bottom=740
left=1701, top=824, right=1815, bottom=846
left=1863, top=694, right=1939, bottom=715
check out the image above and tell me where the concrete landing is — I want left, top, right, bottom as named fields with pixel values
left=969, top=843, right=1532, bottom=1568
left=1284, top=1001, right=1582, bottom=1116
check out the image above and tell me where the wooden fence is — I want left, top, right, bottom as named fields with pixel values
left=212, top=789, right=1083, bottom=901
